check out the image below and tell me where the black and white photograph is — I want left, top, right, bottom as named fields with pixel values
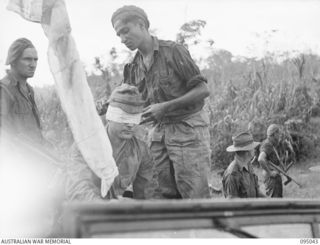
left=0, top=0, right=320, bottom=240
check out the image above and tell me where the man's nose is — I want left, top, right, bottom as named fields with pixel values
left=30, top=59, right=37, bottom=68
left=125, top=123, right=135, bottom=128
left=120, top=34, right=126, bottom=44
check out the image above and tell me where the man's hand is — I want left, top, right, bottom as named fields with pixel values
left=95, top=98, right=109, bottom=115
left=141, top=102, right=168, bottom=124
left=269, top=170, right=278, bottom=178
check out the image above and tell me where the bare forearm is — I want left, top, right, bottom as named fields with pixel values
left=258, top=151, right=272, bottom=175
left=258, top=157, right=272, bottom=176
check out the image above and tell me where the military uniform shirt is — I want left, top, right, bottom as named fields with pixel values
left=123, top=36, right=207, bottom=121
left=222, top=160, right=260, bottom=198
left=0, top=72, right=42, bottom=144
left=260, top=138, right=281, bottom=169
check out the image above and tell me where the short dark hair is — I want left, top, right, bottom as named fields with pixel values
left=6, top=38, right=35, bottom=65
left=111, top=5, right=150, bottom=29
left=120, top=15, right=148, bottom=29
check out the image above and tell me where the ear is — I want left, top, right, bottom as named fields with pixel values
left=10, top=60, right=18, bottom=69
left=137, top=19, right=146, bottom=30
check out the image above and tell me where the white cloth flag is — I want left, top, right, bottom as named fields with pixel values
left=7, top=0, right=118, bottom=197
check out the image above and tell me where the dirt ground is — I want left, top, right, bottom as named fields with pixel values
left=282, top=158, right=320, bottom=198
left=209, top=156, right=320, bottom=199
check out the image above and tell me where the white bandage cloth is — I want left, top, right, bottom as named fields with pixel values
left=106, top=105, right=142, bottom=124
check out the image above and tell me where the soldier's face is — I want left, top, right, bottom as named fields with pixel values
left=114, top=20, right=144, bottom=51
left=273, top=131, right=281, bottom=144
left=12, top=48, right=38, bottom=79
left=108, top=120, right=137, bottom=140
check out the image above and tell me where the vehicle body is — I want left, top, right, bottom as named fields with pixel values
left=61, top=198, right=320, bottom=238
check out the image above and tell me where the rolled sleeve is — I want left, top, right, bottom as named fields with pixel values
left=171, top=44, right=207, bottom=89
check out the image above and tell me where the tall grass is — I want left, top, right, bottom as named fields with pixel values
left=34, top=52, right=320, bottom=168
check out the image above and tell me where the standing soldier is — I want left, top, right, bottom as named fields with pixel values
left=111, top=5, right=211, bottom=199
left=0, top=38, right=43, bottom=144
left=258, top=124, right=283, bottom=197
left=0, top=38, right=64, bottom=237
left=222, top=132, right=265, bottom=198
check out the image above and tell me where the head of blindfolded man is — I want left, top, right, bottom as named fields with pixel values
left=102, top=84, right=145, bottom=140
left=111, top=5, right=150, bottom=51
left=6, top=38, right=38, bottom=81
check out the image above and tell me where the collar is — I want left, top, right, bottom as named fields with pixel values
left=235, top=158, right=249, bottom=171
left=6, top=70, right=31, bottom=90
left=152, top=36, right=159, bottom=52
left=6, top=70, right=19, bottom=86
left=135, top=36, right=159, bottom=61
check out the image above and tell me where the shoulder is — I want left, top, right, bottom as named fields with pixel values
left=223, top=161, right=241, bottom=179
left=0, top=76, right=15, bottom=100
left=0, top=76, right=13, bottom=87
left=222, top=162, right=241, bottom=194
left=260, top=139, right=273, bottom=152
left=260, top=138, right=272, bottom=147
left=158, top=39, right=186, bottom=53
left=158, top=39, right=177, bottom=48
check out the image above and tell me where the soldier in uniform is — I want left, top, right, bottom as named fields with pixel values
left=258, top=124, right=283, bottom=198
left=222, top=132, right=265, bottom=198
left=0, top=38, right=43, bottom=144
left=0, top=39, right=65, bottom=237
left=111, top=5, right=211, bottom=199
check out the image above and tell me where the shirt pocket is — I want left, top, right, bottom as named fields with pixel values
left=238, top=176, right=250, bottom=197
left=158, top=68, right=176, bottom=92
left=158, top=75, right=172, bottom=95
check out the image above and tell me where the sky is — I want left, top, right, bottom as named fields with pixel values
left=1, top=0, right=320, bottom=87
